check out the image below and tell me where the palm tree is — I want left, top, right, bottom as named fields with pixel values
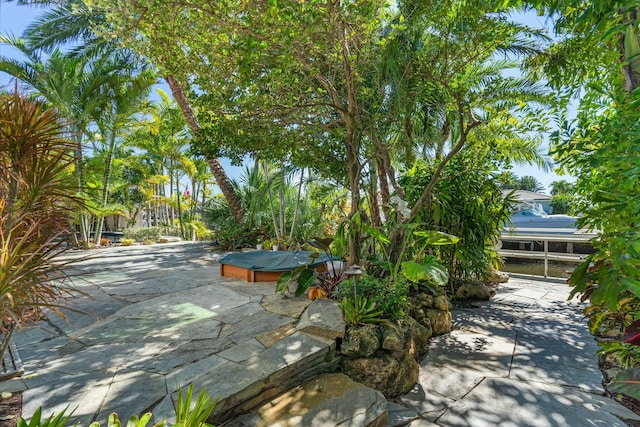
left=19, top=0, right=245, bottom=221
left=90, top=56, right=156, bottom=245
left=0, top=38, right=112, bottom=245
left=128, top=89, right=191, bottom=227
left=496, top=171, right=520, bottom=190
left=550, top=179, right=574, bottom=195
left=518, top=175, right=546, bottom=193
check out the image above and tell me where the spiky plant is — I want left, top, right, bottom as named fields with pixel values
left=0, top=90, right=82, bottom=359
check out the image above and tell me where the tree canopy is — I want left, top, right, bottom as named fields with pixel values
left=92, top=0, right=552, bottom=262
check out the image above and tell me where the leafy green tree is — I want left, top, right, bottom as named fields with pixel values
left=496, top=171, right=520, bottom=190
left=97, top=0, right=552, bottom=266
left=90, top=57, right=156, bottom=245
left=509, top=0, right=640, bottom=373
left=518, top=175, right=545, bottom=193
left=550, top=179, right=574, bottom=195
left=11, top=0, right=244, bottom=222
left=401, top=151, right=515, bottom=281
left=549, top=179, right=576, bottom=214
left=0, top=37, right=114, bottom=245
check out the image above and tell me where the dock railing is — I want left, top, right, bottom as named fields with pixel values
left=498, top=228, right=597, bottom=278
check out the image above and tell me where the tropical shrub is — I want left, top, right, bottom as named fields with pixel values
left=400, top=155, right=514, bottom=281
left=203, top=167, right=324, bottom=250
left=333, top=276, right=410, bottom=321
left=0, top=91, right=83, bottom=359
left=339, top=296, right=385, bottom=327
left=120, top=238, right=135, bottom=246
left=123, top=227, right=162, bottom=242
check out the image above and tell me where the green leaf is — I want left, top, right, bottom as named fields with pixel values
left=276, top=271, right=293, bottom=296
left=295, top=269, right=316, bottom=297
left=609, top=368, right=640, bottom=399
left=622, top=277, right=640, bottom=298
left=362, top=224, right=390, bottom=244
left=413, top=230, right=460, bottom=246
left=401, top=256, right=449, bottom=286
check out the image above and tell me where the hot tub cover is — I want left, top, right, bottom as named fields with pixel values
left=219, top=250, right=339, bottom=272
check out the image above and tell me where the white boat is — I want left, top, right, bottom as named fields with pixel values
left=508, top=207, right=578, bottom=229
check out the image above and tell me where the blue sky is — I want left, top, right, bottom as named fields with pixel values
left=0, top=2, right=572, bottom=193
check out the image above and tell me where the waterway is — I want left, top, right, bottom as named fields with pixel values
left=502, top=260, right=575, bottom=279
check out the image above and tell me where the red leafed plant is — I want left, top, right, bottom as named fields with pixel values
left=0, top=90, right=84, bottom=360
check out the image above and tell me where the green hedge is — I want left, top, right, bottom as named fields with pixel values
left=122, top=227, right=162, bottom=242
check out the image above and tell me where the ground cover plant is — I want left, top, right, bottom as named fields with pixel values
left=17, top=386, right=217, bottom=427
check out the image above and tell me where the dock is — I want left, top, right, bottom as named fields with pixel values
left=498, top=228, right=598, bottom=278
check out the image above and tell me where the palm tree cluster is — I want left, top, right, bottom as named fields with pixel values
left=0, top=6, right=215, bottom=245
left=496, top=171, right=547, bottom=193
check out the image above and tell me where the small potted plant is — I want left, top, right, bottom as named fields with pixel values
left=256, top=237, right=264, bottom=250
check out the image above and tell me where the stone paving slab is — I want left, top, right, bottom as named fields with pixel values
left=437, top=378, right=632, bottom=427
left=228, top=373, right=388, bottom=427
left=7, top=242, right=338, bottom=426
left=392, top=276, right=640, bottom=426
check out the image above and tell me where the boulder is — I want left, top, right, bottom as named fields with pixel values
left=380, top=323, right=405, bottom=352
left=412, top=293, right=433, bottom=308
left=426, top=309, right=452, bottom=335
left=341, top=351, right=419, bottom=398
left=341, top=324, right=380, bottom=358
left=229, top=373, right=388, bottom=427
left=488, top=269, right=509, bottom=284
left=411, top=307, right=427, bottom=326
left=400, top=317, right=431, bottom=358
left=433, top=295, right=450, bottom=311
left=456, top=281, right=494, bottom=300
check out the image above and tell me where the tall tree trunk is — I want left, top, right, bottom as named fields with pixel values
left=94, top=129, right=117, bottom=246
left=72, top=132, right=90, bottom=246
left=264, top=161, right=280, bottom=241
left=369, top=167, right=382, bottom=228
left=375, top=156, right=391, bottom=220
left=345, top=125, right=362, bottom=265
left=620, top=9, right=640, bottom=94
left=279, top=166, right=286, bottom=240
left=165, top=74, right=244, bottom=222
left=288, top=168, right=305, bottom=244
left=387, top=107, right=480, bottom=265
left=176, top=181, right=185, bottom=239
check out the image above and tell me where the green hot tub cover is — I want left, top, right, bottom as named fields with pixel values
left=219, top=250, right=339, bottom=272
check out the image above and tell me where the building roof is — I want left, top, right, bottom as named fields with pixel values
left=501, top=189, right=552, bottom=201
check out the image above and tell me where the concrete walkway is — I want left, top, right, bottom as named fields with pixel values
left=389, top=277, right=640, bottom=426
left=2, top=242, right=639, bottom=426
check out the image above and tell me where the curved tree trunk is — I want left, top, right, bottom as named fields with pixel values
left=345, top=125, right=362, bottom=265
left=376, top=156, right=391, bottom=220
left=165, top=74, right=244, bottom=222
